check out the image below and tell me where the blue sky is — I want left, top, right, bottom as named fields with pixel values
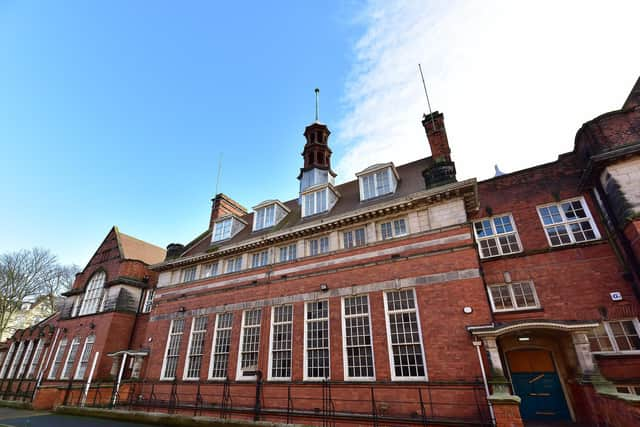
left=1, top=1, right=639, bottom=267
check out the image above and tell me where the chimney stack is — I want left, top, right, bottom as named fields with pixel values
left=421, top=111, right=457, bottom=189
left=209, top=193, right=247, bottom=229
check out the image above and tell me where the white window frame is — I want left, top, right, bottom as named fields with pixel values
left=341, top=295, right=376, bottom=381
left=251, top=250, right=269, bottom=269
left=379, top=218, right=408, bottom=240
left=226, top=257, right=243, bottom=274
left=268, top=305, right=294, bottom=381
left=278, top=244, right=297, bottom=262
left=160, top=318, right=185, bottom=380
left=60, top=337, right=81, bottom=380
left=79, top=271, right=106, bottom=316
left=590, top=319, right=640, bottom=354
left=343, top=227, right=366, bottom=249
left=209, top=312, right=233, bottom=380
left=383, top=289, right=428, bottom=381
left=308, top=236, right=330, bottom=256
left=0, top=342, right=15, bottom=379
left=236, top=309, right=262, bottom=381
left=487, top=281, right=541, bottom=312
left=74, top=335, right=95, bottom=380
left=201, top=262, right=219, bottom=279
left=48, top=337, right=67, bottom=380
left=26, top=340, right=45, bottom=379
left=359, top=167, right=394, bottom=201
left=6, top=341, right=25, bottom=379
left=473, top=214, right=523, bottom=258
left=536, top=197, right=600, bottom=247
left=181, top=266, right=197, bottom=282
left=16, top=341, right=34, bottom=379
left=254, top=204, right=276, bottom=231
left=183, top=316, right=208, bottom=380
left=302, top=188, right=328, bottom=217
left=212, top=217, right=233, bottom=242
left=142, top=289, right=155, bottom=313
left=303, top=300, right=330, bottom=381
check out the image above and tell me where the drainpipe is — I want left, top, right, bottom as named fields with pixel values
left=81, top=351, right=100, bottom=406
left=473, top=340, right=495, bottom=425
left=112, top=352, right=128, bottom=406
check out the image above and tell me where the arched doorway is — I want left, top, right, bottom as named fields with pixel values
left=506, top=349, right=571, bottom=421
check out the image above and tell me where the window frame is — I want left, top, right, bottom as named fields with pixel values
left=183, top=316, right=208, bottom=380
left=60, top=336, right=81, bottom=380
left=254, top=204, right=276, bottom=231
left=142, top=289, right=155, bottom=313
left=341, top=294, right=376, bottom=381
left=74, top=335, right=95, bottom=380
left=201, top=262, right=219, bottom=279
left=359, top=167, right=394, bottom=201
left=308, top=236, right=330, bottom=257
left=236, top=309, right=262, bottom=381
left=78, top=271, right=106, bottom=316
left=267, top=305, right=294, bottom=381
left=47, top=337, right=67, bottom=380
left=303, top=300, right=331, bottom=381
left=251, top=250, right=269, bottom=269
left=487, top=281, right=541, bottom=312
left=343, top=227, right=366, bottom=249
left=208, top=312, right=234, bottom=380
left=212, top=217, right=233, bottom=242
left=383, top=289, right=428, bottom=381
left=473, top=214, right=523, bottom=259
left=278, top=243, right=297, bottom=262
left=590, top=319, right=640, bottom=354
left=379, top=218, right=408, bottom=240
left=16, top=340, right=34, bottom=379
left=302, top=188, right=328, bottom=217
left=7, top=341, right=25, bottom=379
left=181, top=266, right=197, bottom=283
left=160, top=318, right=185, bottom=380
left=536, top=197, right=600, bottom=247
left=225, top=257, right=243, bottom=274
left=26, top=340, right=45, bottom=379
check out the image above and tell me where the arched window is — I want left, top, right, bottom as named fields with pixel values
left=79, top=271, right=106, bottom=316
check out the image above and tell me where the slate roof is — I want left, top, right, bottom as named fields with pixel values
left=116, top=230, right=166, bottom=265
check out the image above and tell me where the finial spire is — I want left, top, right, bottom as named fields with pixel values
left=315, top=88, right=320, bottom=122
left=418, top=64, right=436, bottom=131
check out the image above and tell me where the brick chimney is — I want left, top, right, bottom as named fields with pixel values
left=421, top=111, right=457, bottom=189
left=209, top=193, right=247, bottom=229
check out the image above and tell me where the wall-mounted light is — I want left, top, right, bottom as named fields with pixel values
left=320, top=283, right=329, bottom=292
left=517, top=336, right=530, bottom=342
left=178, top=307, right=186, bottom=313
left=463, top=306, right=473, bottom=314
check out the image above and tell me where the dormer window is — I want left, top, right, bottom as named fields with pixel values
left=212, top=215, right=246, bottom=243
left=252, top=200, right=290, bottom=232
left=357, top=163, right=399, bottom=201
left=301, top=184, right=340, bottom=218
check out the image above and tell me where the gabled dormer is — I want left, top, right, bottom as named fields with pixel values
left=301, top=182, right=340, bottom=218
left=356, top=162, right=399, bottom=201
left=211, top=214, right=247, bottom=243
left=252, top=200, right=290, bottom=231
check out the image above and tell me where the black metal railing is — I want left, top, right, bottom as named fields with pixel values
left=63, top=378, right=493, bottom=426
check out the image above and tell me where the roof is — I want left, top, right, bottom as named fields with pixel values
left=174, top=156, right=451, bottom=260
left=116, top=230, right=166, bottom=265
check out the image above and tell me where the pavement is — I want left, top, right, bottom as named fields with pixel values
left=0, top=407, right=155, bottom=427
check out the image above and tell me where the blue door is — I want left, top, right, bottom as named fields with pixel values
left=507, top=350, right=571, bottom=421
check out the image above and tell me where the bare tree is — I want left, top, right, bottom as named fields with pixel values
left=42, top=264, right=79, bottom=313
left=0, top=248, right=67, bottom=338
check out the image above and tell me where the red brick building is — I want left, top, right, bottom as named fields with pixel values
left=1, top=77, right=639, bottom=426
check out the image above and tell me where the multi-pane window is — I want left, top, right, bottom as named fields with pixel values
left=305, top=300, right=330, bottom=380
left=589, top=320, right=640, bottom=352
left=342, top=295, right=375, bottom=379
left=343, top=228, right=366, bottom=249
left=7, top=341, right=25, bottom=379
left=182, top=266, right=197, bottom=282
left=255, top=205, right=276, bottom=230
left=26, top=340, right=45, bottom=379
left=473, top=215, right=522, bottom=258
left=309, top=236, right=329, bottom=256
left=616, top=385, right=640, bottom=395
left=226, top=257, right=242, bottom=273
left=201, top=262, right=219, bottom=278
left=279, top=244, right=297, bottom=262
left=74, top=335, right=95, bottom=380
left=0, top=343, right=15, bottom=379
left=161, top=319, right=185, bottom=379
left=185, top=316, right=208, bottom=380
left=16, top=341, right=34, bottom=378
left=303, top=189, right=328, bottom=217
left=210, top=312, right=233, bottom=379
left=48, top=338, right=67, bottom=379
left=237, top=309, right=262, bottom=379
left=60, top=337, right=80, bottom=379
left=380, top=218, right=407, bottom=240
left=488, top=282, right=540, bottom=312
left=269, top=305, right=293, bottom=380
left=537, top=198, right=599, bottom=247
left=251, top=250, right=269, bottom=268
left=79, top=271, right=106, bottom=316
left=142, top=289, right=155, bottom=313
left=384, top=290, right=426, bottom=380
left=213, top=218, right=233, bottom=242
left=361, top=169, right=392, bottom=200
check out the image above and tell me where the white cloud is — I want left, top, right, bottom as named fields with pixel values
left=336, top=0, right=640, bottom=182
